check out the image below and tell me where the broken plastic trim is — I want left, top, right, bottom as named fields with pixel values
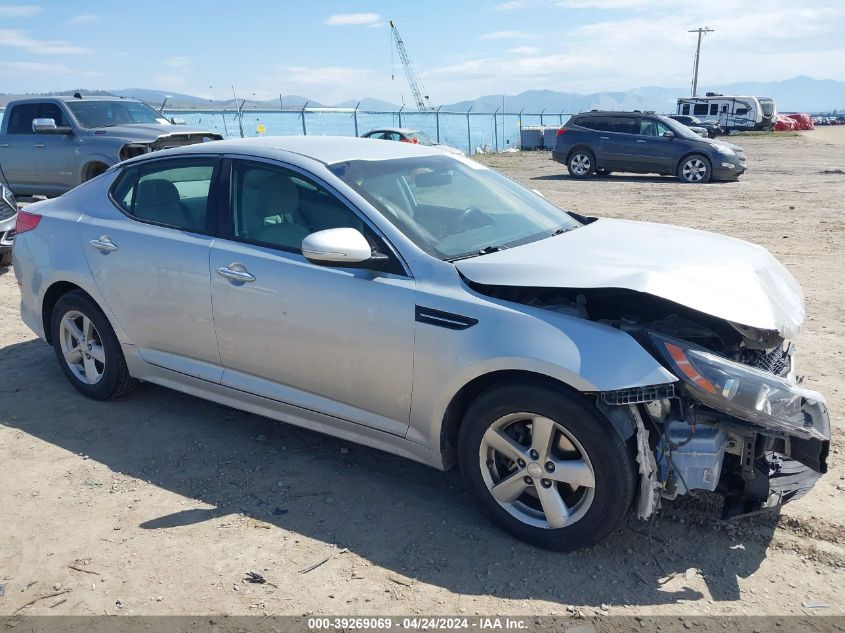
left=630, top=405, right=661, bottom=519
left=601, top=383, right=675, bottom=406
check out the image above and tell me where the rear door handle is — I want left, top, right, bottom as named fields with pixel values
left=636, top=139, right=647, bottom=143
left=0, top=143, right=9, bottom=148
left=89, top=237, right=118, bottom=252
left=34, top=143, right=46, bottom=148
left=599, top=136, right=609, bottom=140
left=216, top=265, right=256, bottom=283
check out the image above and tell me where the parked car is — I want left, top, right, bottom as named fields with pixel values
left=0, top=170, right=17, bottom=266
left=0, top=95, right=222, bottom=198
left=361, top=127, right=464, bottom=155
left=14, top=137, right=828, bottom=550
left=668, top=114, right=722, bottom=138
left=553, top=111, right=746, bottom=183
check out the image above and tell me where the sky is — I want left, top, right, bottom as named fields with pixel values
left=0, top=0, right=843, bottom=105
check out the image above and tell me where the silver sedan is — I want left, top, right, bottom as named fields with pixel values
left=13, top=136, right=830, bottom=549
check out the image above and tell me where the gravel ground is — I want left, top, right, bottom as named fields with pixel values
left=0, top=128, right=843, bottom=620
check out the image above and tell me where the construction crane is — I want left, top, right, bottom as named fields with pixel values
left=389, top=20, right=431, bottom=111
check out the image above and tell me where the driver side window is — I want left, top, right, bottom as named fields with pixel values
left=231, top=161, right=365, bottom=253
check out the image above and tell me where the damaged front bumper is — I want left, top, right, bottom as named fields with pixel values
left=601, top=349, right=830, bottom=520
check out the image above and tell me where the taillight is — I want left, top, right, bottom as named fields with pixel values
left=556, top=128, right=567, bottom=136
left=15, top=210, right=42, bottom=235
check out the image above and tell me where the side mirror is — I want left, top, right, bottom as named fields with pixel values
left=302, top=227, right=377, bottom=265
left=32, top=118, right=74, bottom=135
left=170, top=116, right=186, bottom=125
left=662, top=131, right=675, bottom=139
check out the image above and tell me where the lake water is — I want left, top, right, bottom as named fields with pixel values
left=163, top=108, right=572, bottom=154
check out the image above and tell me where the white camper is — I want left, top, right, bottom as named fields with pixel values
left=676, top=94, right=775, bottom=131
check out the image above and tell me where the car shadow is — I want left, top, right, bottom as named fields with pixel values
left=532, top=174, right=680, bottom=184
left=1, top=338, right=778, bottom=606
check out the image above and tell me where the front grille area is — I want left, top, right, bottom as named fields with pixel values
left=748, top=346, right=791, bottom=377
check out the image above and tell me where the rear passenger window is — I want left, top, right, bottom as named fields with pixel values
left=111, top=158, right=216, bottom=233
left=693, top=104, right=708, bottom=116
left=6, top=103, right=40, bottom=134
left=603, top=117, right=636, bottom=134
left=231, top=161, right=364, bottom=252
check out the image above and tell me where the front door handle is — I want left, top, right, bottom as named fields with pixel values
left=89, top=237, right=118, bottom=252
left=636, top=139, right=647, bottom=143
left=216, top=265, right=256, bottom=283
left=0, top=143, right=9, bottom=148
left=599, top=136, right=609, bottom=140
left=34, top=143, right=46, bottom=149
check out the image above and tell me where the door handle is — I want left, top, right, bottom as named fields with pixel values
left=216, top=265, right=256, bottom=283
left=636, top=139, right=647, bottom=143
left=89, top=237, right=118, bottom=252
left=599, top=136, right=609, bottom=140
left=34, top=143, right=46, bottom=149
left=0, top=143, right=9, bottom=148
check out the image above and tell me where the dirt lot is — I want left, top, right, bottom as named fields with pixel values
left=1, top=128, right=844, bottom=619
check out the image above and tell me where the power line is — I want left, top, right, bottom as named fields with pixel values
left=688, top=27, right=714, bottom=98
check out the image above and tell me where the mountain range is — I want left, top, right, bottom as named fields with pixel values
left=2, top=76, right=843, bottom=113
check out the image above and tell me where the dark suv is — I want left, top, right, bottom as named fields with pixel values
left=552, top=111, right=746, bottom=183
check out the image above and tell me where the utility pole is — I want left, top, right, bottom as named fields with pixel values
left=688, top=26, right=714, bottom=97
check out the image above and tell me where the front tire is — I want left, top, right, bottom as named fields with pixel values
left=458, top=384, right=635, bottom=550
left=50, top=290, right=139, bottom=400
left=567, top=150, right=595, bottom=179
left=678, top=154, right=712, bottom=183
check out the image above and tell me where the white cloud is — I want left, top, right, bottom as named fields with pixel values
left=556, top=0, right=664, bottom=8
left=0, top=4, right=41, bottom=17
left=509, top=46, right=541, bottom=55
left=0, top=28, right=91, bottom=54
left=495, top=1, right=528, bottom=8
left=479, top=30, right=540, bottom=40
left=67, top=13, right=99, bottom=25
left=0, top=60, right=70, bottom=75
left=164, top=56, right=192, bottom=71
left=324, top=13, right=381, bottom=26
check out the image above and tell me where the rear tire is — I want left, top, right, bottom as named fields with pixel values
left=50, top=290, right=139, bottom=400
left=457, top=384, right=635, bottom=550
left=678, top=154, right=712, bottom=183
left=567, top=150, right=595, bottom=179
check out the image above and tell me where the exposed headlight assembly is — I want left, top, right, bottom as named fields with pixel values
left=649, top=332, right=829, bottom=441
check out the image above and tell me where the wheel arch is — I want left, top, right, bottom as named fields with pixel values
left=439, top=369, right=597, bottom=469
left=42, top=281, right=97, bottom=344
left=82, top=160, right=110, bottom=183
left=566, top=144, right=595, bottom=163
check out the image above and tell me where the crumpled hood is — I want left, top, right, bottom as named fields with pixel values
left=87, top=124, right=221, bottom=143
left=456, top=218, right=804, bottom=339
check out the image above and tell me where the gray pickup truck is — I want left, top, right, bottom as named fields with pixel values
left=0, top=95, right=223, bottom=198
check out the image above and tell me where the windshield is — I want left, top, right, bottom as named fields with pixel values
left=67, top=100, right=170, bottom=128
left=659, top=115, right=702, bottom=140
left=406, top=131, right=436, bottom=146
left=759, top=99, right=774, bottom=116
left=329, top=155, right=581, bottom=261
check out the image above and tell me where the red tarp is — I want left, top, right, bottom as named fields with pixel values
left=784, top=113, right=815, bottom=130
left=774, top=114, right=798, bottom=131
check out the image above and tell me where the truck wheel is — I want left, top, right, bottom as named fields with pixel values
left=83, top=162, right=109, bottom=182
left=458, top=383, right=635, bottom=550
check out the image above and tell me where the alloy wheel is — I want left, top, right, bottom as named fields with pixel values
left=681, top=158, right=707, bottom=182
left=569, top=154, right=592, bottom=176
left=478, top=412, right=596, bottom=529
left=59, top=310, right=106, bottom=385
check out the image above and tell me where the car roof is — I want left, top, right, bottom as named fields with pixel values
left=365, top=127, right=418, bottom=134
left=129, top=135, right=445, bottom=166
left=8, top=96, right=141, bottom=104
left=573, top=111, right=654, bottom=118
